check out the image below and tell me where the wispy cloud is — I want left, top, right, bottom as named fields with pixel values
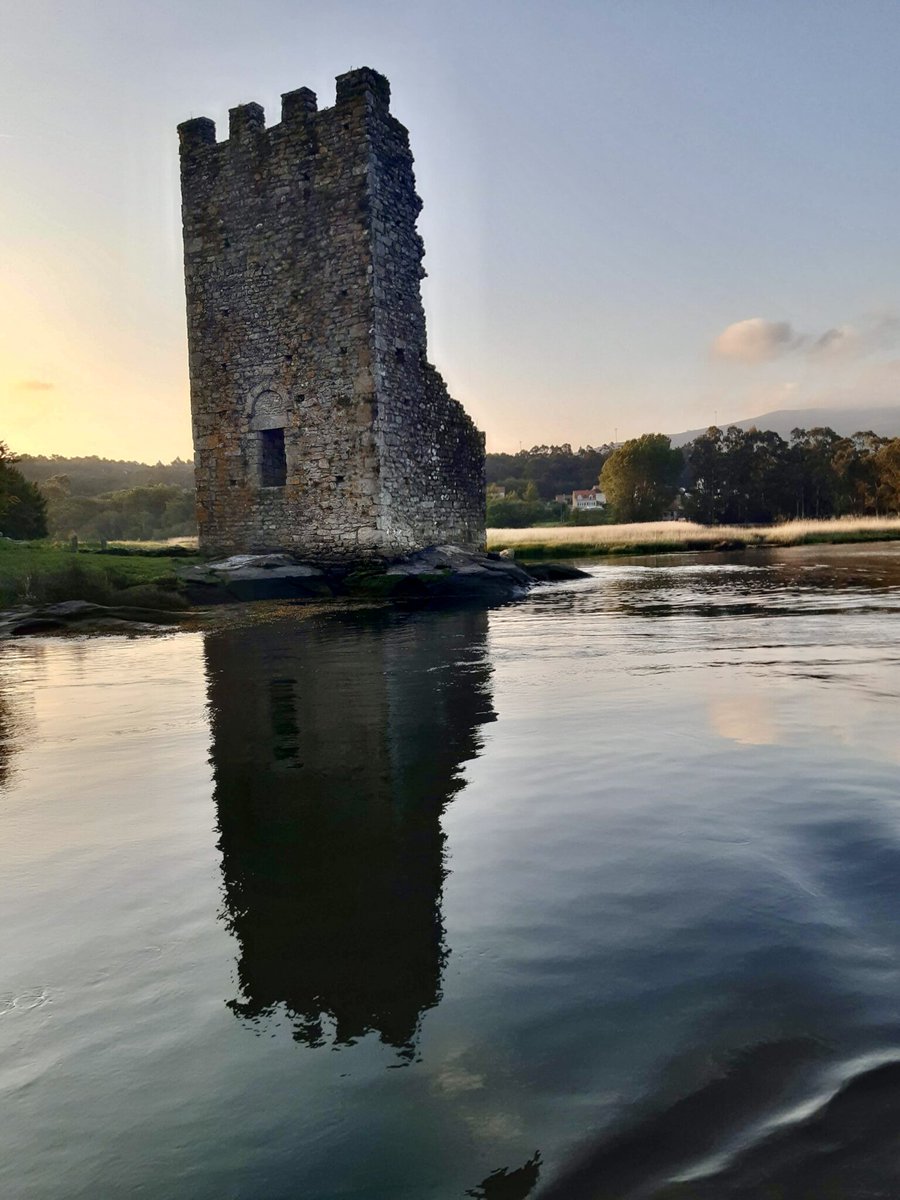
left=713, top=311, right=900, bottom=365
left=808, top=313, right=900, bottom=361
left=13, top=380, right=54, bottom=392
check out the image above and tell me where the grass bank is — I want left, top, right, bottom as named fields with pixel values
left=0, top=541, right=201, bottom=608
left=486, top=516, right=900, bottom=559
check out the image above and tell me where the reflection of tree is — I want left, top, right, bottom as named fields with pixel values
left=204, top=607, right=494, bottom=1058
left=0, top=698, right=13, bottom=790
left=0, top=676, right=25, bottom=791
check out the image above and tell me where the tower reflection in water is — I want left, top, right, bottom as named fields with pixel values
left=204, top=606, right=494, bottom=1058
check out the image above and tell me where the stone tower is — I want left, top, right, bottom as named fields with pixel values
left=178, top=67, right=485, bottom=561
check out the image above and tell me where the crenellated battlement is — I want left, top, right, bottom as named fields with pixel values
left=281, top=86, right=317, bottom=124
left=335, top=66, right=390, bottom=108
left=177, top=116, right=216, bottom=152
left=228, top=101, right=265, bottom=143
left=177, top=67, right=393, bottom=159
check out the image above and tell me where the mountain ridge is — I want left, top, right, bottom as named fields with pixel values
left=669, top=405, right=900, bottom=447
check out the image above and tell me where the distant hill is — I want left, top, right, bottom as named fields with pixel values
left=670, top=406, right=900, bottom=447
left=17, top=455, right=194, bottom=496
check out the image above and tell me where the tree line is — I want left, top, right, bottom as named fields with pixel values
left=486, top=444, right=613, bottom=526
left=486, top=444, right=611, bottom=498
left=1, top=449, right=196, bottom=541
left=602, top=427, right=900, bottom=524
left=18, top=454, right=194, bottom=495
left=3, top=430, right=900, bottom=540
left=488, top=427, right=900, bottom=525
left=40, top=476, right=196, bottom=541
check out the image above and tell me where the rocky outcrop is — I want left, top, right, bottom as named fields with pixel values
left=1, top=551, right=590, bottom=637
left=179, top=554, right=334, bottom=603
left=0, top=600, right=186, bottom=638
left=179, top=545, right=588, bottom=605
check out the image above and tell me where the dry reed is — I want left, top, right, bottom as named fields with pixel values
left=487, top=516, right=900, bottom=557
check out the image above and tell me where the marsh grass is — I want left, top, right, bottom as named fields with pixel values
left=110, top=537, right=199, bottom=552
left=0, top=542, right=198, bottom=608
left=487, top=516, right=900, bottom=558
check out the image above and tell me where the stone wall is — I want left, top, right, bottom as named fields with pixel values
left=178, top=67, right=485, bottom=561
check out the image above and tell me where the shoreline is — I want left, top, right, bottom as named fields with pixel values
left=4, top=526, right=900, bottom=633
left=0, top=549, right=588, bottom=637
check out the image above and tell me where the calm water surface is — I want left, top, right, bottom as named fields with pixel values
left=3, top=544, right=900, bottom=1199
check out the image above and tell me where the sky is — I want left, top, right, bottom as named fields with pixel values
left=2, top=0, right=900, bottom=461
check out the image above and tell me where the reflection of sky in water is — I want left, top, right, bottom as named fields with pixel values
left=2, top=543, right=900, bottom=1198
left=709, top=680, right=900, bottom=762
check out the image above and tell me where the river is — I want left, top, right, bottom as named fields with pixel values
left=2, top=543, right=900, bottom=1199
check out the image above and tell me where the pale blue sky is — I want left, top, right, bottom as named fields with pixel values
left=2, top=0, right=899, bottom=459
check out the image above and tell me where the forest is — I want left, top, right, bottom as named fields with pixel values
left=679, top=426, right=900, bottom=524
left=488, top=428, right=900, bottom=526
left=15, top=455, right=196, bottom=541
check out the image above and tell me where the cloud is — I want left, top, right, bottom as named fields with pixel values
left=712, top=318, right=801, bottom=363
left=809, top=313, right=900, bottom=361
left=13, top=380, right=54, bottom=392
left=809, top=325, right=860, bottom=359
left=714, top=311, right=900, bottom=366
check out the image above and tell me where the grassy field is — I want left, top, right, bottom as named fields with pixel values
left=0, top=541, right=200, bottom=608
left=486, top=516, right=900, bottom=558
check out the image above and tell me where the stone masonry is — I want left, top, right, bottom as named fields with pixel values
left=178, top=67, right=485, bottom=560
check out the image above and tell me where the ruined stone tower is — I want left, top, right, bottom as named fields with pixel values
left=178, top=67, right=485, bottom=560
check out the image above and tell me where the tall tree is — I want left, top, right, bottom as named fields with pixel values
left=600, top=434, right=683, bottom=522
left=683, top=427, right=726, bottom=523
left=0, top=443, right=48, bottom=539
left=874, top=439, right=900, bottom=513
left=789, top=427, right=843, bottom=518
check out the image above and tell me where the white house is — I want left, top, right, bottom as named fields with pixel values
left=571, top=488, right=607, bottom=511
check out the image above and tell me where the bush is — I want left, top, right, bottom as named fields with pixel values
left=486, top=498, right=552, bottom=528
left=566, top=509, right=613, bottom=525
left=26, top=561, right=114, bottom=605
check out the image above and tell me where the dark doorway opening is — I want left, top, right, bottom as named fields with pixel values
left=260, top=428, right=287, bottom=488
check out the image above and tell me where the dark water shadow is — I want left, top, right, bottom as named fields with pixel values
left=466, top=1151, right=542, bottom=1199
left=535, top=1038, right=823, bottom=1199
left=535, top=1038, right=900, bottom=1199
left=204, top=606, right=494, bottom=1059
left=654, top=1056, right=900, bottom=1200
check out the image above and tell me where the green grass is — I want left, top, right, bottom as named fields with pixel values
left=487, top=516, right=900, bottom=559
left=0, top=541, right=201, bottom=608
